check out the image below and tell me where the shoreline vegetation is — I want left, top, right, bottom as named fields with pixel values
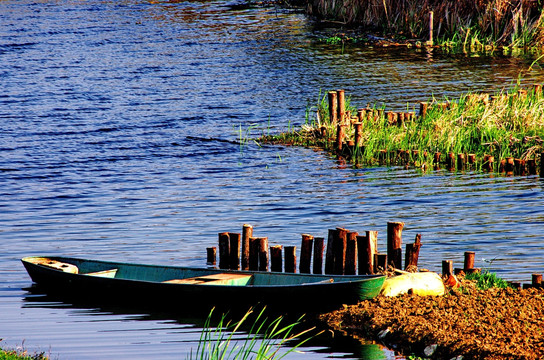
left=305, top=0, right=544, bottom=53
left=0, top=348, right=47, bottom=360
left=259, top=86, right=544, bottom=175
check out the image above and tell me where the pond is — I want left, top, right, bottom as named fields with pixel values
left=1, top=0, right=544, bottom=359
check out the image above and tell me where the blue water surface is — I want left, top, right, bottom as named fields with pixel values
left=1, top=0, right=544, bottom=359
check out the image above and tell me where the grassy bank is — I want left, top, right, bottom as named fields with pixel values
left=0, top=349, right=47, bottom=360
left=308, top=0, right=544, bottom=51
left=260, top=86, right=544, bottom=174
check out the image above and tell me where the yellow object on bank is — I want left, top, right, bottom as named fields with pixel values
left=381, top=272, right=445, bottom=297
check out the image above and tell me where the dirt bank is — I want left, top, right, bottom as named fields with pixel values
left=320, top=279, right=544, bottom=359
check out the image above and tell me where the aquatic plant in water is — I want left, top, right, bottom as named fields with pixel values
left=187, top=308, right=316, bottom=360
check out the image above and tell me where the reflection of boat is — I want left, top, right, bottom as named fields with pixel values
left=22, top=256, right=385, bottom=312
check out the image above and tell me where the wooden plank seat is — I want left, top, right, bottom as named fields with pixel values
left=84, top=269, right=118, bottom=278
left=163, top=273, right=252, bottom=286
left=25, top=257, right=79, bottom=274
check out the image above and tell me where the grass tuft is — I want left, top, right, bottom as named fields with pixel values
left=465, top=270, right=512, bottom=290
left=187, top=308, right=317, bottom=360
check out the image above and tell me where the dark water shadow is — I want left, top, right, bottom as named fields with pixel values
left=21, top=285, right=392, bottom=360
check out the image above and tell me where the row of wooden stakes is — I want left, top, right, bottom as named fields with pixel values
left=325, top=88, right=544, bottom=176
left=327, top=84, right=544, bottom=129
left=206, top=222, right=421, bottom=275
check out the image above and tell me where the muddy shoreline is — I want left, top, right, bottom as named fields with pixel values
left=319, top=279, right=544, bottom=360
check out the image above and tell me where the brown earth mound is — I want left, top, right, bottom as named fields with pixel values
left=320, top=280, right=544, bottom=359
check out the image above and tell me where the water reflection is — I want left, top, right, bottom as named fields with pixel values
left=20, top=286, right=394, bottom=360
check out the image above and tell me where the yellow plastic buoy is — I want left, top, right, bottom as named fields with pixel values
left=381, top=272, right=445, bottom=297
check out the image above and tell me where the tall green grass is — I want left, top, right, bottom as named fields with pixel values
left=187, top=308, right=317, bottom=360
left=465, top=270, right=512, bottom=290
left=260, top=86, right=544, bottom=172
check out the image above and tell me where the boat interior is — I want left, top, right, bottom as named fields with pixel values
left=23, top=256, right=351, bottom=287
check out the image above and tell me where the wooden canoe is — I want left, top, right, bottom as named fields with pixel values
left=21, top=256, right=385, bottom=312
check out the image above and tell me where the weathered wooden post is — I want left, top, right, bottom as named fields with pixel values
left=484, top=155, right=494, bottom=172
left=313, top=237, right=325, bottom=274
left=405, top=233, right=421, bottom=269
left=328, top=91, right=338, bottom=125
left=257, top=237, right=269, bottom=272
left=270, top=245, right=283, bottom=272
left=242, top=224, right=253, bottom=270
left=446, top=152, right=455, bottom=170
left=433, top=152, right=441, bottom=164
left=249, top=237, right=259, bottom=271
left=299, top=234, right=313, bottom=274
left=419, top=102, right=428, bottom=118
left=528, top=159, right=537, bottom=175
left=387, top=222, right=404, bottom=269
left=361, top=231, right=378, bottom=274
left=468, top=154, right=476, bottom=164
left=325, top=229, right=336, bottom=275
left=428, top=11, right=434, bottom=45
left=387, top=111, right=395, bottom=125
left=457, top=153, right=465, bottom=171
left=336, top=124, right=346, bottom=152
left=532, top=274, right=542, bottom=288
left=218, top=232, right=230, bottom=270
left=357, top=109, right=366, bottom=122
left=206, top=247, right=216, bottom=266
left=284, top=246, right=296, bottom=273
left=337, top=89, right=345, bottom=123
left=533, top=83, right=542, bottom=96
left=442, top=260, right=453, bottom=277
left=354, top=122, right=363, bottom=147
left=464, top=251, right=475, bottom=272
left=514, top=159, right=525, bottom=175
left=228, top=232, right=241, bottom=270
left=499, top=159, right=506, bottom=173
left=333, top=227, right=348, bottom=275
left=505, top=157, right=514, bottom=174
left=345, top=231, right=358, bottom=275
left=375, top=253, right=387, bottom=273
left=540, top=152, right=544, bottom=178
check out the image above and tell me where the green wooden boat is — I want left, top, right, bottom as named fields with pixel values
left=22, top=256, right=385, bottom=312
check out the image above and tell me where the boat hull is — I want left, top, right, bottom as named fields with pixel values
left=22, top=256, right=385, bottom=313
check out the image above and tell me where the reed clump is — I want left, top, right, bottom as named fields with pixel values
left=187, top=308, right=316, bottom=360
left=259, top=86, right=544, bottom=174
left=307, top=0, right=544, bottom=49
